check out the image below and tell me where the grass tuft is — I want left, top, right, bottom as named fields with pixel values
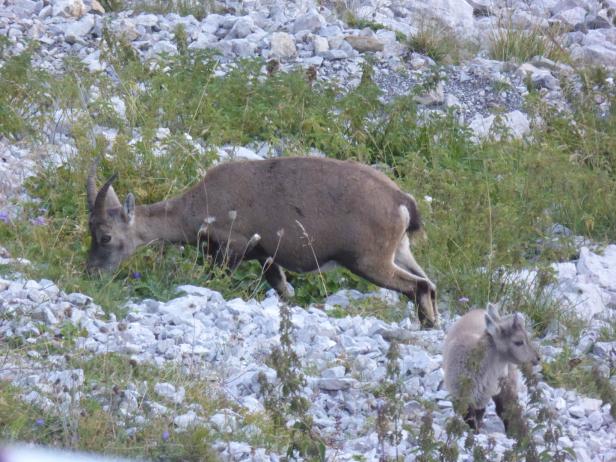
left=406, top=20, right=475, bottom=64
left=489, top=21, right=569, bottom=63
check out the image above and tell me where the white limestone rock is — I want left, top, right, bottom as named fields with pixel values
left=64, top=14, right=95, bottom=43
left=270, top=32, right=297, bottom=59
left=52, top=0, right=85, bottom=18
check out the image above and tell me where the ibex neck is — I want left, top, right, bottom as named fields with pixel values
left=480, top=334, right=508, bottom=377
left=134, top=197, right=199, bottom=245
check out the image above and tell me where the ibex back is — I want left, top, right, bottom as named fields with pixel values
left=86, top=157, right=439, bottom=326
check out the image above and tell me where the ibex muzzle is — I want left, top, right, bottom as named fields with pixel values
left=86, top=157, right=439, bottom=327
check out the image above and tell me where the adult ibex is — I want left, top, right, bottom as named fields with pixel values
left=86, top=157, right=439, bottom=326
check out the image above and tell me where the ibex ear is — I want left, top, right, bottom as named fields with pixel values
left=123, top=193, right=135, bottom=224
left=486, top=302, right=500, bottom=320
left=485, top=310, right=500, bottom=337
left=512, top=312, right=525, bottom=329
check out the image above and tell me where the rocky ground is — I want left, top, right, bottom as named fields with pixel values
left=1, top=244, right=616, bottom=460
left=1, top=0, right=616, bottom=460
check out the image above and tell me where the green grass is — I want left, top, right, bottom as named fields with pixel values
left=0, top=354, right=222, bottom=460
left=131, top=0, right=215, bottom=19
left=343, top=12, right=386, bottom=32
left=0, top=33, right=615, bottom=332
left=0, top=346, right=315, bottom=459
left=489, top=21, right=569, bottom=64
left=339, top=10, right=406, bottom=42
left=325, top=296, right=409, bottom=323
left=542, top=348, right=616, bottom=417
left=405, top=21, right=475, bottom=64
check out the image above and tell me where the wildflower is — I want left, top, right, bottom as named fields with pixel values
left=0, top=211, right=9, bottom=224
left=162, top=431, right=170, bottom=441
left=30, top=216, right=46, bottom=226
left=130, top=271, right=142, bottom=280
left=35, top=418, right=44, bottom=426
left=458, top=296, right=470, bottom=304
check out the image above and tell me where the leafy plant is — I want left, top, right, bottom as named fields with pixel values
left=258, top=303, right=325, bottom=460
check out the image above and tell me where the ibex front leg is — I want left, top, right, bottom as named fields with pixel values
left=199, top=226, right=261, bottom=270
left=259, top=257, right=290, bottom=299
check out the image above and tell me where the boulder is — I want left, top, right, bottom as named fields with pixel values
left=312, top=35, right=329, bottom=54
left=52, top=0, right=85, bottom=18
left=344, top=35, right=384, bottom=53
left=270, top=32, right=297, bottom=59
left=577, top=245, right=616, bottom=290
left=408, top=0, right=476, bottom=38
left=292, top=10, right=324, bottom=33
left=227, top=16, right=255, bottom=39
left=64, top=14, right=95, bottom=44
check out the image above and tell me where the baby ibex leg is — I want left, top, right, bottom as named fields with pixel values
left=464, top=406, right=485, bottom=431
left=493, top=367, right=525, bottom=437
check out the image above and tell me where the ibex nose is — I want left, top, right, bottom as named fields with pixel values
left=532, top=352, right=541, bottom=366
left=85, top=263, right=101, bottom=277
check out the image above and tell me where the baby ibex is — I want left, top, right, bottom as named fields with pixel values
left=86, top=157, right=439, bottom=327
left=443, top=304, right=540, bottom=433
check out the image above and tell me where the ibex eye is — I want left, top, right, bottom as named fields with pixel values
left=514, top=340, right=524, bottom=346
left=101, top=235, right=111, bottom=244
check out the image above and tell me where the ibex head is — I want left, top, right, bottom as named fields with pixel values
left=86, top=160, right=137, bottom=275
left=485, top=304, right=540, bottom=366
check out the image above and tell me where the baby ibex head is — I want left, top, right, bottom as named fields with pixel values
left=485, top=303, right=540, bottom=366
left=85, top=160, right=137, bottom=275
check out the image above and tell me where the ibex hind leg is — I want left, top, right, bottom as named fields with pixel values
left=394, top=235, right=433, bottom=285
left=347, top=255, right=437, bottom=328
left=394, top=235, right=438, bottom=327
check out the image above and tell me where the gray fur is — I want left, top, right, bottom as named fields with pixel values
left=85, top=157, right=439, bottom=326
left=442, top=304, right=540, bottom=431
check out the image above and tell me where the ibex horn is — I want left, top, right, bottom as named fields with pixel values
left=93, top=173, right=119, bottom=217
left=86, top=157, right=100, bottom=212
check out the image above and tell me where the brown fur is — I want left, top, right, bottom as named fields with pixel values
left=86, top=157, right=438, bottom=326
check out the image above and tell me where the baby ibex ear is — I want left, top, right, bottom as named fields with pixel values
left=485, top=311, right=500, bottom=337
left=486, top=302, right=501, bottom=320
left=512, top=312, right=525, bottom=329
left=485, top=303, right=501, bottom=337
left=123, top=193, right=135, bottom=224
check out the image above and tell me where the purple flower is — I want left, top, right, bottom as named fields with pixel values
left=458, top=296, right=470, bottom=304
left=30, top=216, right=46, bottom=226
left=162, top=431, right=170, bottom=441
left=35, top=418, right=45, bottom=426
left=130, top=271, right=142, bottom=280
left=0, top=211, right=9, bottom=224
